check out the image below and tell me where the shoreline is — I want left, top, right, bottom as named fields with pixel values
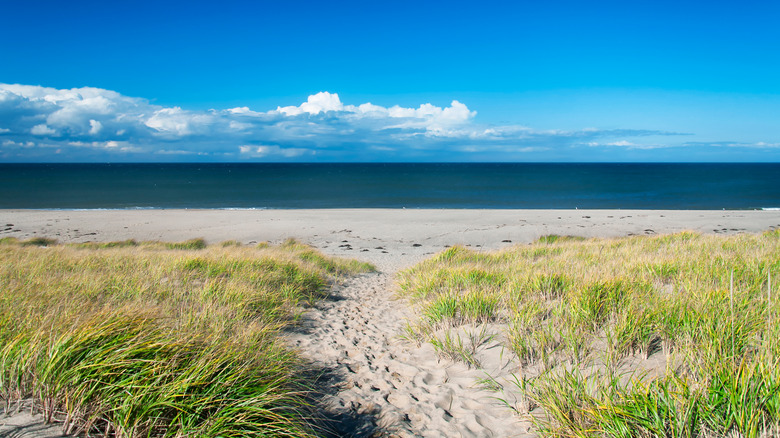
left=6, top=207, right=780, bottom=212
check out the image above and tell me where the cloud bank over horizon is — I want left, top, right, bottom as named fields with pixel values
left=0, top=83, right=774, bottom=162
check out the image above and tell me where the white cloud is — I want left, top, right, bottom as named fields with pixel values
left=228, top=120, right=252, bottom=131
left=274, top=91, right=344, bottom=116
left=683, top=141, right=780, bottom=149
left=31, top=124, right=56, bottom=135
left=145, top=107, right=214, bottom=136
left=89, top=119, right=102, bottom=135
left=228, top=106, right=254, bottom=115
left=239, top=144, right=312, bottom=158
left=66, top=140, right=136, bottom=151
left=269, top=92, right=476, bottom=136
left=607, top=140, right=635, bottom=146
left=227, top=106, right=268, bottom=118
left=0, top=83, right=708, bottom=161
left=2, top=139, right=35, bottom=147
left=586, top=140, right=674, bottom=150
left=732, top=141, right=780, bottom=148
left=154, top=149, right=199, bottom=155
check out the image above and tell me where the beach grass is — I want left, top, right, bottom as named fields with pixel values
left=0, top=238, right=373, bottom=437
left=397, top=231, right=780, bottom=437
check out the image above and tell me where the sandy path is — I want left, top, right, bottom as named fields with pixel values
left=288, top=268, right=533, bottom=438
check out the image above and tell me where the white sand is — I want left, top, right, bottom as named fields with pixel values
left=2, top=209, right=778, bottom=437
left=2, top=209, right=778, bottom=272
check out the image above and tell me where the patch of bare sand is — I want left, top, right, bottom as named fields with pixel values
left=1, top=405, right=68, bottom=438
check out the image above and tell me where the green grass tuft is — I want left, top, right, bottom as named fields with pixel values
left=537, top=234, right=586, bottom=244
left=17, top=237, right=59, bottom=247
left=164, top=237, right=207, bottom=250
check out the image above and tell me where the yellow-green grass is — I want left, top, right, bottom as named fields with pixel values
left=398, top=231, right=780, bottom=437
left=0, top=237, right=373, bottom=437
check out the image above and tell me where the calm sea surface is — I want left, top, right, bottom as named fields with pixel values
left=1, top=163, right=778, bottom=210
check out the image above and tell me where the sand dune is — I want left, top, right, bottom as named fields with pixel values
left=2, top=209, right=778, bottom=437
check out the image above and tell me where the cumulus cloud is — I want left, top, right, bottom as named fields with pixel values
left=274, top=91, right=344, bottom=115
left=0, top=83, right=713, bottom=161
left=266, top=91, right=477, bottom=136
left=145, top=107, right=215, bottom=136
left=31, top=124, right=56, bottom=135
left=264, top=91, right=476, bottom=138
left=88, top=119, right=102, bottom=135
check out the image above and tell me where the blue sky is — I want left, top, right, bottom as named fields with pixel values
left=1, top=0, right=779, bottom=162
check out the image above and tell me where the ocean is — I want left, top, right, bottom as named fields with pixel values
left=1, top=163, right=778, bottom=210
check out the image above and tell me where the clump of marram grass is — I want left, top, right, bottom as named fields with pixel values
left=0, top=239, right=373, bottom=437
left=72, top=239, right=139, bottom=249
left=164, top=237, right=207, bottom=250
left=536, top=234, right=586, bottom=244
left=397, top=232, right=780, bottom=437
left=4, top=236, right=60, bottom=246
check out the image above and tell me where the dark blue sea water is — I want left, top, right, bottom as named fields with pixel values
left=1, top=163, right=778, bottom=210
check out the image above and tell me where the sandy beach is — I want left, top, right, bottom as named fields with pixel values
left=2, top=209, right=778, bottom=271
left=2, top=209, right=779, bottom=437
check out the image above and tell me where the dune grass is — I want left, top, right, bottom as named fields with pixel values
left=397, top=231, right=780, bottom=437
left=0, top=237, right=373, bottom=437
